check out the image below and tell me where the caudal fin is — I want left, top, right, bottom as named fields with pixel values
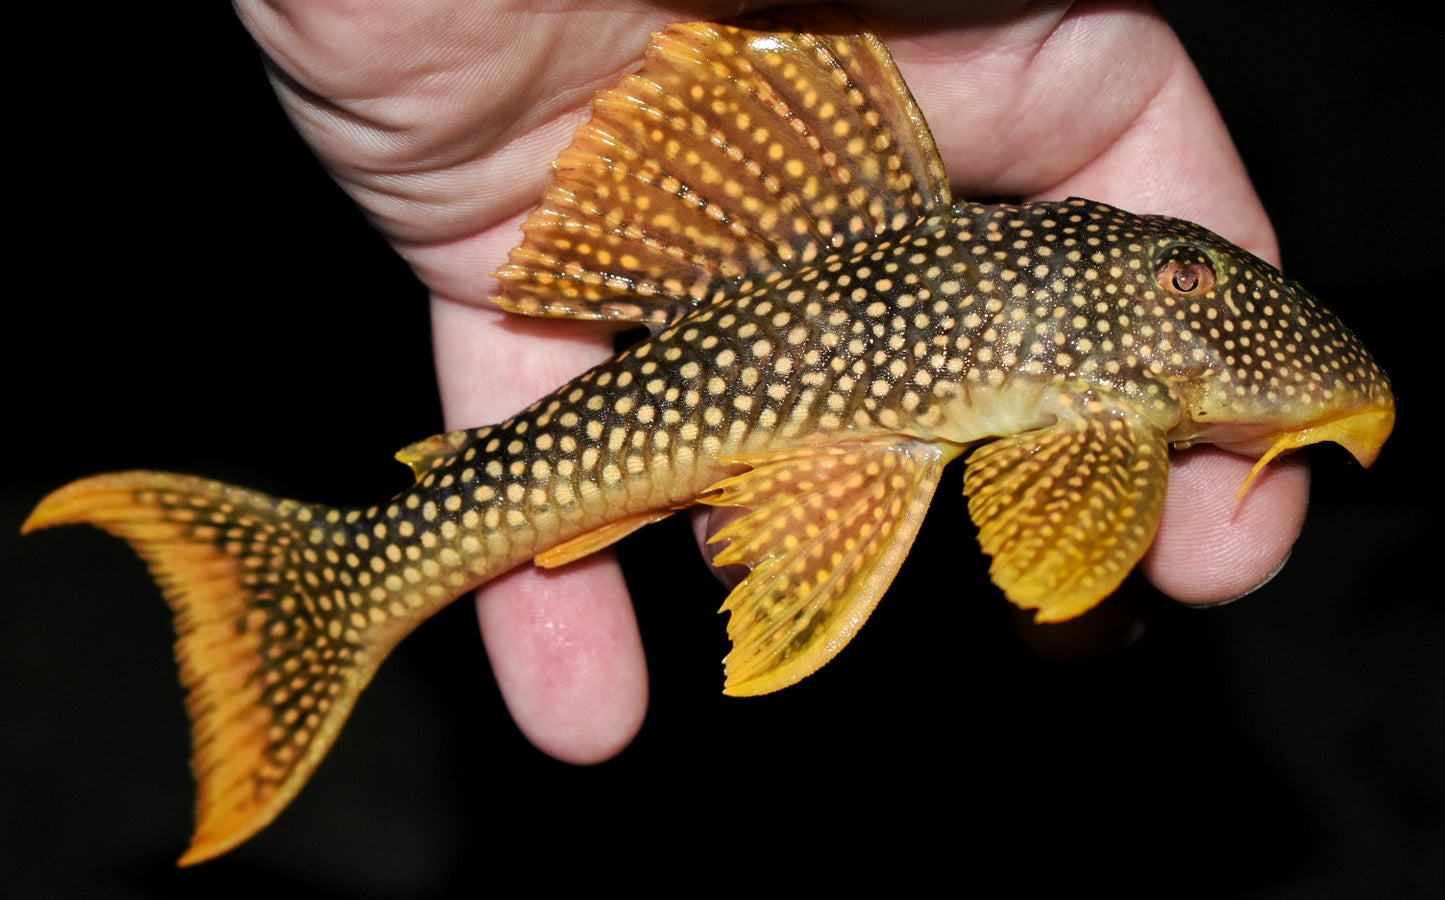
left=24, top=472, right=417, bottom=864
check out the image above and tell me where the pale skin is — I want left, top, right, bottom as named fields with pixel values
left=234, top=0, right=1310, bottom=762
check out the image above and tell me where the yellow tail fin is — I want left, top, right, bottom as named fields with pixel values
left=23, top=472, right=417, bottom=865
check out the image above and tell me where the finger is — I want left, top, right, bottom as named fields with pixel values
left=237, top=0, right=669, bottom=246
left=889, top=3, right=1279, bottom=257
left=1144, top=447, right=1309, bottom=605
left=474, top=555, right=648, bottom=763
left=431, top=296, right=648, bottom=760
left=1038, top=32, right=1280, bottom=261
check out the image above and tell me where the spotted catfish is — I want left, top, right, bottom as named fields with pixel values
left=24, top=9, right=1394, bottom=865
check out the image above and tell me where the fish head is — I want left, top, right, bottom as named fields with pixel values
left=1128, top=211, right=1395, bottom=488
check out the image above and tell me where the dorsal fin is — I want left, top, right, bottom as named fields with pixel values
left=494, top=9, right=951, bottom=328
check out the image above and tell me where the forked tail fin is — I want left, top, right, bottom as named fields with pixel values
left=23, top=472, right=426, bottom=864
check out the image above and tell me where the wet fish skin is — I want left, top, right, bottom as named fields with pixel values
left=22, top=9, right=1393, bottom=866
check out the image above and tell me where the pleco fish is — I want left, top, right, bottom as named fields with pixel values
left=24, top=9, right=1394, bottom=865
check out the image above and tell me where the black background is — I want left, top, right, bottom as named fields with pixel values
left=4, top=3, right=1438, bottom=896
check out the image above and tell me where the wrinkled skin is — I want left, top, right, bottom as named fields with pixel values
left=233, top=0, right=1309, bottom=762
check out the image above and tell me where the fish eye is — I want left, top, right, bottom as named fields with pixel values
left=1154, top=245, right=1217, bottom=298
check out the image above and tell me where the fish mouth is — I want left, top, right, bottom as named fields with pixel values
left=1212, top=398, right=1397, bottom=498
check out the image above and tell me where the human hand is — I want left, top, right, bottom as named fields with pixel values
left=232, top=0, right=1308, bottom=761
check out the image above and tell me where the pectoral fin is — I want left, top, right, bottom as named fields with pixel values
left=700, top=439, right=951, bottom=696
left=964, top=408, right=1170, bottom=623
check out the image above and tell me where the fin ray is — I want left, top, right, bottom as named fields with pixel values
left=24, top=473, right=422, bottom=865
left=700, top=439, right=951, bottom=696
left=964, top=407, right=1171, bottom=622
left=495, top=8, right=950, bottom=327
left=534, top=510, right=677, bottom=568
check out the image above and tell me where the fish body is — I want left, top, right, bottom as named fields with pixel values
left=24, top=10, right=1393, bottom=865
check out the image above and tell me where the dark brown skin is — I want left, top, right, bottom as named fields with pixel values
left=232, top=0, right=1309, bottom=762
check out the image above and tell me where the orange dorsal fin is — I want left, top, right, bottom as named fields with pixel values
left=494, top=8, right=951, bottom=328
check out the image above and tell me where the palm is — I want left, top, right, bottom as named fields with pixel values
left=234, top=0, right=1309, bottom=760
